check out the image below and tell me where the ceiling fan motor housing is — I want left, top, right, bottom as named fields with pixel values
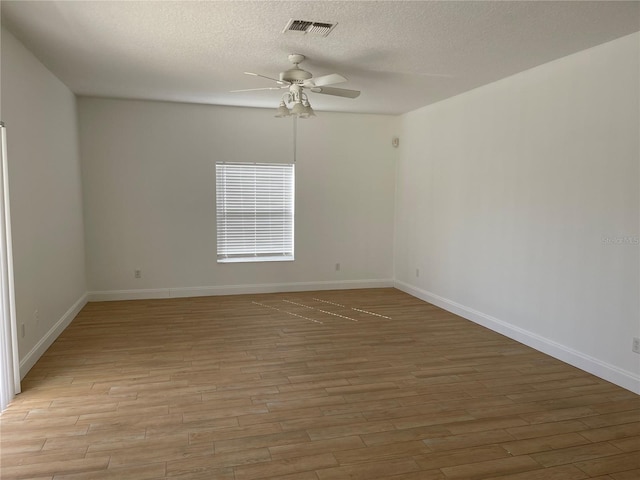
left=280, top=67, right=313, bottom=84
left=280, top=53, right=312, bottom=84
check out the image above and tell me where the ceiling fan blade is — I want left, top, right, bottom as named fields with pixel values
left=309, top=73, right=347, bottom=87
left=311, top=86, right=360, bottom=98
left=230, top=87, right=285, bottom=93
left=244, top=72, right=287, bottom=85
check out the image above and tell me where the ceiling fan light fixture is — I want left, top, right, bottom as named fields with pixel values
left=291, top=101, right=306, bottom=116
left=301, top=100, right=315, bottom=118
left=275, top=101, right=290, bottom=117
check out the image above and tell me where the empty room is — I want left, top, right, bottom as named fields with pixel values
left=0, top=1, right=638, bottom=479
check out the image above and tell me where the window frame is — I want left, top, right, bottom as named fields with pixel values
left=215, top=162, right=295, bottom=264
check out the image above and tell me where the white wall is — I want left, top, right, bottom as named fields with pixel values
left=78, top=98, right=397, bottom=298
left=395, top=32, right=640, bottom=393
left=0, top=27, right=87, bottom=377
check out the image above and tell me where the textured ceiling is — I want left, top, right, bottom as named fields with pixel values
left=2, top=1, right=639, bottom=115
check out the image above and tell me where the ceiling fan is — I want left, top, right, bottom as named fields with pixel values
left=232, top=54, right=360, bottom=118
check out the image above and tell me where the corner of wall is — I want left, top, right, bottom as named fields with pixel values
left=19, top=292, right=88, bottom=379
left=394, top=280, right=640, bottom=395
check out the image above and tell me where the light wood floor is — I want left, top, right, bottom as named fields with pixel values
left=1, top=288, right=638, bottom=479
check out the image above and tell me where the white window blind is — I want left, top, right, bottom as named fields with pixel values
left=216, top=162, right=294, bottom=263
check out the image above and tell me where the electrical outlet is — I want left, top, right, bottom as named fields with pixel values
left=633, top=337, right=640, bottom=354
left=34, top=309, right=39, bottom=326
left=134, top=269, right=142, bottom=279
left=20, top=323, right=25, bottom=338
left=416, top=268, right=420, bottom=278
left=335, top=263, right=340, bottom=271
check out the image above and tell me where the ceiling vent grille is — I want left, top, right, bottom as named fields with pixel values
left=283, top=19, right=337, bottom=37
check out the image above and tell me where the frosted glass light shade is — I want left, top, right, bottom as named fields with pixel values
left=291, top=101, right=306, bottom=116
left=275, top=102, right=290, bottom=118
left=303, top=103, right=315, bottom=118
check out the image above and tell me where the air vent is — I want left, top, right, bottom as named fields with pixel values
left=283, top=19, right=337, bottom=37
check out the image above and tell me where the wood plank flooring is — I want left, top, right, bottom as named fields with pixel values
left=1, top=288, right=638, bottom=479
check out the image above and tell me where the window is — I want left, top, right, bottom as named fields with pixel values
left=216, top=162, right=294, bottom=263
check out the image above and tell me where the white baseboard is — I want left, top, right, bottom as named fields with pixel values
left=394, top=280, right=640, bottom=395
left=19, top=293, right=88, bottom=379
left=88, top=279, right=394, bottom=302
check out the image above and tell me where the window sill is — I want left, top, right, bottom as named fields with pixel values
left=217, top=256, right=294, bottom=264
